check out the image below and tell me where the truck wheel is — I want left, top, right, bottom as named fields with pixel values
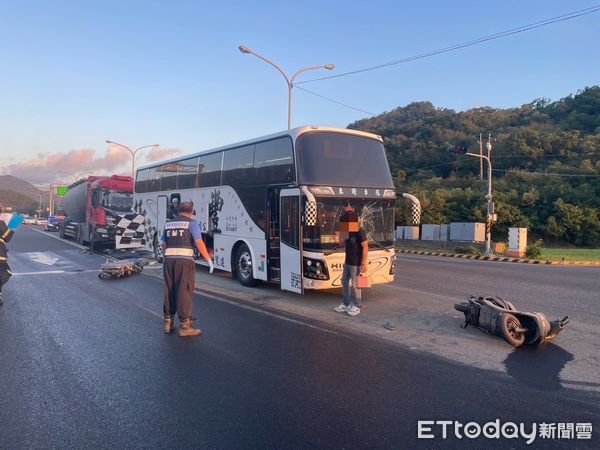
left=500, top=313, right=525, bottom=347
left=153, top=237, right=164, bottom=264
left=235, top=243, right=259, bottom=287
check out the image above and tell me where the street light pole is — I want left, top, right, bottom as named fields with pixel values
left=105, top=141, right=160, bottom=180
left=466, top=147, right=494, bottom=257
left=238, top=45, right=334, bottom=129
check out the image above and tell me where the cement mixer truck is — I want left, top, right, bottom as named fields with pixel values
left=60, top=175, right=135, bottom=250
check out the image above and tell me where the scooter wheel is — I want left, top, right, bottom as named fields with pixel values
left=500, top=313, right=525, bottom=347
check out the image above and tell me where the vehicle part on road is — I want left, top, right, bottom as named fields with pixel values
left=383, top=321, right=396, bottom=330
left=454, top=295, right=569, bottom=348
left=98, top=258, right=144, bottom=279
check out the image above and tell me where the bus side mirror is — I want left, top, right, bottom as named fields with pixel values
left=304, top=201, right=317, bottom=226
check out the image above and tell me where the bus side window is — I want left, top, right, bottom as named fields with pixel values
left=254, top=137, right=294, bottom=184
left=146, top=166, right=162, bottom=192
left=135, top=169, right=149, bottom=193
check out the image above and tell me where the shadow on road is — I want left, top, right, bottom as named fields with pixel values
left=503, top=343, right=574, bottom=391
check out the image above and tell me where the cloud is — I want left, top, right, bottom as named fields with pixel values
left=1, top=148, right=131, bottom=185
left=141, top=147, right=183, bottom=163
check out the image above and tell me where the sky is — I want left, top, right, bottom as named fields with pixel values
left=0, top=0, right=598, bottom=186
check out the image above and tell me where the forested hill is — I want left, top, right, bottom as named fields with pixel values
left=349, top=86, right=600, bottom=247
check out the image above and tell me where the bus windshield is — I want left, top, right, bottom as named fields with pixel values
left=303, top=198, right=395, bottom=251
left=296, top=132, right=394, bottom=188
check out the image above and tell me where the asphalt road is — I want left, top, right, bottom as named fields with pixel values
left=0, top=227, right=598, bottom=448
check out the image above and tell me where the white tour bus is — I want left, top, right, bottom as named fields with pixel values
left=134, top=126, right=396, bottom=293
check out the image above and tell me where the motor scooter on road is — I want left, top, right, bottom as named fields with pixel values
left=454, top=296, right=569, bottom=347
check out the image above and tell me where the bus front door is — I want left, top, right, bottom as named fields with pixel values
left=279, top=188, right=303, bottom=294
left=157, top=195, right=168, bottom=242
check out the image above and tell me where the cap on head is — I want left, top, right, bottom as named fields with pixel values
left=179, top=201, right=194, bottom=213
left=171, top=197, right=180, bottom=204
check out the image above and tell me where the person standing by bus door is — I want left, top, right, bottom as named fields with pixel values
left=334, top=205, right=368, bottom=317
left=168, top=197, right=180, bottom=220
left=161, top=201, right=214, bottom=337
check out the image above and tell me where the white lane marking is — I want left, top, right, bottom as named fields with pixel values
left=30, top=227, right=118, bottom=261
left=134, top=303, right=243, bottom=360
left=395, top=256, right=422, bottom=262
left=30, top=227, right=90, bottom=251
left=198, top=290, right=349, bottom=338
left=12, top=269, right=99, bottom=276
left=134, top=285, right=348, bottom=338
left=136, top=304, right=163, bottom=319
left=28, top=252, right=59, bottom=265
left=561, top=380, right=600, bottom=393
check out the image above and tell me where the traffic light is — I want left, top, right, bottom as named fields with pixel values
left=450, top=145, right=468, bottom=154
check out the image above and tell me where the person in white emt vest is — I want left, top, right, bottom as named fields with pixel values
left=161, top=201, right=214, bottom=337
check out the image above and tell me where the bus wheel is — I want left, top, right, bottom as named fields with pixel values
left=153, top=237, right=164, bottom=264
left=235, top=244, right=259, bottom=287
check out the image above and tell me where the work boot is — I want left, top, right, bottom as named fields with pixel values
left=164, top=315, right=174, bottom=334
left=178, top=318, right=201, bottom=337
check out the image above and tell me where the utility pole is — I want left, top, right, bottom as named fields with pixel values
left=478, top=133, right=483, bottom=179
left=465, top=135, right=495, bottom=257
left=238, top=45, right=334, bottom=129
left=49, top=184, right=54, bottom=216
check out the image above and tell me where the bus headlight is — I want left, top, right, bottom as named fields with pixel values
left=303, top=257, right=330, bottom=280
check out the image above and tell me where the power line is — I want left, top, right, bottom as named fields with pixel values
left=493, top=168, right=600, bottom=177
left=491, top=153, right=600, bottom=159
left=295, top=85, right=376, bottom=116
left=297, top=5, right=600, bottom=84
left=404, top=158, right=600, bottom=174
left=404, top=159, right=474, bottom=173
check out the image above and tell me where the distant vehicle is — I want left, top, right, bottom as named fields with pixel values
left=59, top=175, right=136, bottom=251
left=45, top=216, right=59, bottom=231
left=23, top=217, right=36, bottom=225
left=37, top=218, right=48, bottom=226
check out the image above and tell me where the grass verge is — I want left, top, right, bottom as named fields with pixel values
left=541, top=248, right=600, bottom=262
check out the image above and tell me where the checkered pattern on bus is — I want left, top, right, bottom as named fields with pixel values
left=115, top=214, right=146, bottom=246
left=305, top=201, right=317, bottom=226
